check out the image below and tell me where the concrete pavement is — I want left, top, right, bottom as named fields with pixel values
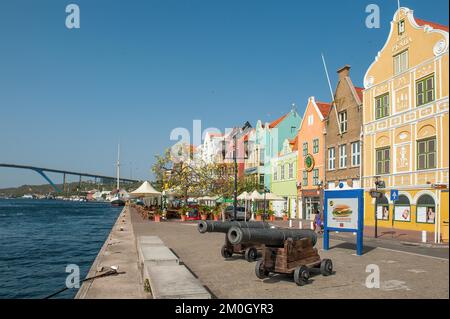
left=132, top=213, right=449, bottom=299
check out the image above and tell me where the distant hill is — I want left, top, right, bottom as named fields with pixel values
left=0, top=181, right=141, bottom=197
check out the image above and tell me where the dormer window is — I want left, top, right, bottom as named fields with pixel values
left=398, top=20, right=405, bottom=35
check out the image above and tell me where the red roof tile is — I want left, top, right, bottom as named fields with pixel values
left=355, top=87, right=364, bottom=102
left=289, top=138, right=299, bottom=152
left=415, top=18, right=449, bottom=32
left=269, top=113, right=288, bottom=129
left=316, top=101, right=332, bottom=118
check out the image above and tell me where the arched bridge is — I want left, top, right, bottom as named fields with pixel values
left=0, top=163, right=140, bottom=193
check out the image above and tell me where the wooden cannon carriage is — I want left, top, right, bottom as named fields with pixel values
left=255, top=237, right=333, bottom=286
left=226, top=226, right=333, bottom=286
left=198, top=220, right=270, bottom=262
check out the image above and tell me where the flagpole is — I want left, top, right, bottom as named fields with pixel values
left=321, top=53, right=342, bottom=136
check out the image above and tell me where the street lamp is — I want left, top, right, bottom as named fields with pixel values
left=373, top=176, right=386, bottom=238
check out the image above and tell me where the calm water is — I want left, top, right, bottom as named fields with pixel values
left=0, top=199, right=121, bottom=299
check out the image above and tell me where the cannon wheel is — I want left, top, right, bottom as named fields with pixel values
left=320, top=259, right=333, bottom=276
left=244, top=247, right=258, bottom=262
left=221, top=245, right=233, bottom=258
left=294, top=265, right=310, bottom=286
left=255, top=260, right=269, bottom=279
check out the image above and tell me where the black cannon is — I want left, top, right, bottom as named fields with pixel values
left=197, top=220, right=272, bottom=262
left=197, top=220, right=271, bottom=234
left=227, top=226, right=318, bottom=247
left=227, top=226, right=332, bottom=286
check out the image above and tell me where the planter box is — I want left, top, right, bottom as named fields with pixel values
left=154, top=215, right=161, bottom=222
left=181, top=215, right=186, bottom=222
left=255, top=215, right=262, bottom=221
left=201, top=214, right=208, bottom=221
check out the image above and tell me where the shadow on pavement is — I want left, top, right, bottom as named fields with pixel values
left=330, top=242, right=376, bottom=254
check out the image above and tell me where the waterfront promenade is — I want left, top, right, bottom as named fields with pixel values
left=76, top=207, right=148, bottom=299
left=77, top=206, right=448, bottom=299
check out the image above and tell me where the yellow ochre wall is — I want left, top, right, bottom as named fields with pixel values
left=362, top=7, right=449, bottom=241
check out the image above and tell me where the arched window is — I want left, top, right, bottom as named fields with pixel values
left=394, top=195, right=411, bottom=222
left=376, top=195, right=389, bottom=221
left=416, top=194, right=435, bottom=224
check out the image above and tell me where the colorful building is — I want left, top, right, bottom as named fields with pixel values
left=244, top=108, right=300, bottom=191
left=325, top=65, right=364, bottom=190
left=362, top=7, right=449, bottom=243
left=270, top=138, right=298, bottom=218
left=297, top=97, right=331, bottom=220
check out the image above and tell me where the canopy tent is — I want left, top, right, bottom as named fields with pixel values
left=197, top=195, right=219, bottom=201
left=130, top=181, right=161, bottom=197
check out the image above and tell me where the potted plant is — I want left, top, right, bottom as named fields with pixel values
left=154, top=208, right=161, bottom=223
left=212, top=206, right=221, bottom=221
left=179, top=206, right=188, bottom=222
left=268, top=210, right=275, bottom=222
left=201, top=206, right=210, bottom=221
left=255, top=209, right=263, bottom=221
left=282, top=210, right=289, bottom=222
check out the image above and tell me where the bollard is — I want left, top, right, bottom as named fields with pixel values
left=422, top=230, right=427, bottom=243
left=310, top=221, right=314, bottom=230
left=289, top=219, right=293, bottom=228
left=299, top=221, right=303, bottom=229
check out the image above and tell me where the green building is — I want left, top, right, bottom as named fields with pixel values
left=270, top=138, right=298, bottom=218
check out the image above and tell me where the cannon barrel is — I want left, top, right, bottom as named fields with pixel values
left=197, top=220, right=272, bottom=234
left=227, top=226, right=317, bottom=247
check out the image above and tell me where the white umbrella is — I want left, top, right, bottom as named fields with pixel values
left=237, top=191, right=250, bottom=200
left=130, top=181, right=161, bottom=197
left=250, top=190, right=263, bottom=200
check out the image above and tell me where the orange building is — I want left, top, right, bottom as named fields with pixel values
left=297, top=97, right=331, bottom=220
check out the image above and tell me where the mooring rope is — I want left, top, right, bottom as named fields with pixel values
left=43, top=268, right=122, bottom=299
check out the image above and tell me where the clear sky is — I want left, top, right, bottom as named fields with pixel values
left=0, top=0, right=448, bottom=188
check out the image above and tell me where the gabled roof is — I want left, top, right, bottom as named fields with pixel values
left=269, top=113, right=289, bottom=129
left=316, top=101, right=332, bottom=118
left=415, top=18, right=449, bottom=32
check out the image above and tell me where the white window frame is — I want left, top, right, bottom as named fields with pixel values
left=394, top=50, right=408, bottom=75
left=338, top=111, right=347, bottom=133
left=339, top=144, right=347, bottom=168
left=273, top=165, right=278, bottom=181
left=280, top=163, right=285, bottom=180
left=351, top=142, right=361, bottom=166
left=307, top=115, right=314, bottom=126
left=328, top=147, right=335, bottom=170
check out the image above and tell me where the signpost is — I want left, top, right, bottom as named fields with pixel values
left=390, top=189, right=399, bottom=202
left=323, top=189, right=364, bottom=256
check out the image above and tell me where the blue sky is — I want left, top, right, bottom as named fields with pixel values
left=0, top=0, right=448, bottom=188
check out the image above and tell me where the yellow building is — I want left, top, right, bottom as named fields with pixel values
left=362, top=7, right=449, bottom=243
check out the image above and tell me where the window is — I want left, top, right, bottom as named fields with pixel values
left=273, top=165, right=278, bottom=181
left=394, top=195, right=411, bottom=222
left=375, top=93, right=389, bottom=119
left=417, top=195, right=435, bottom=224
left=394, top=50, right=408, bottom=75
left=338, top=111, right=347, bottom=133
left=398, top=20, right=405, bottom=35
left=313, top=139, right=319, bottom=154
left=416, top=75, right=434, bottom=106
left=259, top=148, right=265, bottom=166
left=259, top=174, right=265, bottom=187
left=417, top=137, right=436, bottom=170
left=312, top=169, right=319, bottom=186
left=328, top=147, right=335, bottom=170
left=308, top=115, right=314, bottom=126
left=351, top=142, right=361, bottom=166
left=280, top=163, right=285, bottom=180
left=376, top=148, right=390, bottom=175
left=302, top=142, right=308, bottom=156
left=339, top=144, right=347, bottom=168
left=288, top=163, right=293, bottom=179
left=376, top=195, right=389, bottom=221
left=302, top=171, right=308, bottom=186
